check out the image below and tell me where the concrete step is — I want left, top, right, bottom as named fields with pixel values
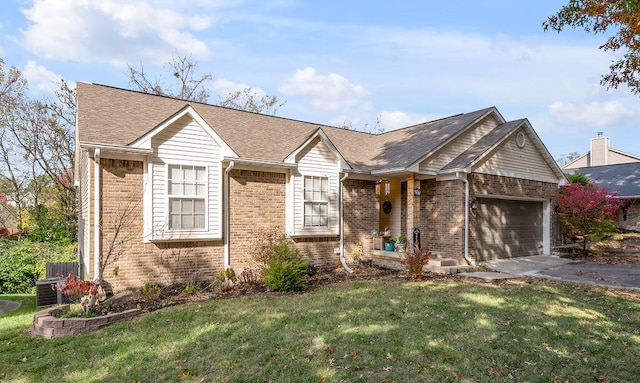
left=428, top=258, right=459, bottom=267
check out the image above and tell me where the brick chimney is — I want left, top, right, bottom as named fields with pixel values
left=590, top=132, right=609, bottom=166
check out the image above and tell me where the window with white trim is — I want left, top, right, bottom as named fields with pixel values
left=303, top=175, right=329, bottom=227
left=168, top=164, right=207, bottom=230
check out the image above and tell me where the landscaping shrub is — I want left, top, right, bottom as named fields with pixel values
left=401, top=245, right=431, bottom=280
left=263, top=239, right=308, bottom=292
left=0, top=239, right=76, bottom=293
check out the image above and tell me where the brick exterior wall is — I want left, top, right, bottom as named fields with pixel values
left=420, top=179, right=465, bottom=257
left=341, top=179, right=378, bottom=264
left=94, top=164, right=379, bottom=292
left=404, top=174, right=561, bottom=264
left=93, top=158, right=562, bottom=291
left=228, top=169, right=286, bottom=270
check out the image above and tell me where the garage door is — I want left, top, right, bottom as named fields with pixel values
left=476, top=199, right=543, bottom=261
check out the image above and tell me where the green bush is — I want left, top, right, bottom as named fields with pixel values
left=0, top=239, right=77, bottom=294
left=263, top=240, right=308, bottom=292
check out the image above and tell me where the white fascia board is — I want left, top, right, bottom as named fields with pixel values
left=129, top=105, right=238, bottom=158
left=284, top=128, right=351, bottom=169
left=223, top=157, right=297, bottom=172
left=79, top=142, right=152, bottom=158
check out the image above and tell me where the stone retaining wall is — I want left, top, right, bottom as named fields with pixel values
left=30, top=305, right=141, bottom=338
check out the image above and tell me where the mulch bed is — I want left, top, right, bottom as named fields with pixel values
left=89, top=234, right=640, bottom=317
left=91, top=264, right=417, bottom=317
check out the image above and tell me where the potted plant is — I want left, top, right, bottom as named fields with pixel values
left=385, top=237, right=396, bottom=251
left=396, top=235, right=407, bottom=252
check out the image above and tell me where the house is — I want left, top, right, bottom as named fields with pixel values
left=563, top=132, right=640, bottom=169
left=75, top=83, right=565, bottom=292
left=564, top=162, right=640, bottom=232
left=562, top=134, right=640, bottom=231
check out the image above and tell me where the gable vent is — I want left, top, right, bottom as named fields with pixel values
left=515, top=131, right=526, bottom=148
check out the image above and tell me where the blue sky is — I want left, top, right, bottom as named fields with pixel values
left=1, top=0, right=639, bottom=161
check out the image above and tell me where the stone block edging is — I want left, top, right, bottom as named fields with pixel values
left=30, top=304, right=142, bottom=338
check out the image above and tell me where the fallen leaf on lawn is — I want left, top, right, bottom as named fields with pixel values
left=386, top=353, right=395, bottom=361
left=21, top=357, right=27, bottom=363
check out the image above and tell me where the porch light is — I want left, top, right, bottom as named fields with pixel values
left=413, top=188, right=421, bottom=196
left=470, top=199, right=478, bottom=212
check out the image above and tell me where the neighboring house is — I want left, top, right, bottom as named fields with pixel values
left=563, top=132, right=640, bottom=169
left=562, top=134, right=640, bottom=231
left=76, top=83, right=565, bottom=292
left=565, top=163, right=640, bottom=231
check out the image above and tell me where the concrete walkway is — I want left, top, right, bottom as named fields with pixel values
left=462, top=255, right=640, bottom=290
left=0, top=299, right=21, bottom=315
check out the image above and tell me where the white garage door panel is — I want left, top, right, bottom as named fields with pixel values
left=476, top=199, right=543, bottom=261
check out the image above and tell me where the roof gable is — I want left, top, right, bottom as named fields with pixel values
left=284, top=128, right=350, bottom=170
left=130, top=105, right=237, bottom=158
left=468, top=121, right=565, bottom=183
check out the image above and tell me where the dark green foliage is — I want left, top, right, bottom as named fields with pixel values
left=0, top=239, right=76, bottom=293
left=263, top=239, right=308, bottom=292
left=25, top=204, right=76, bottom=244
left=566, top=173, right=589, bottom=185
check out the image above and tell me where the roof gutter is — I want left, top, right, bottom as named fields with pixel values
left=339, top=172, right=353, bottom=274
left=457, top=171, right=475, bottom=266
left=93, top=149, right=102, bottom=282
left=223, top=161, right=235, bottom=270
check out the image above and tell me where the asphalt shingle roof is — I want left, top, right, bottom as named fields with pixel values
left=568, top=163, right=640, bottom=197
left=76, top=82, right=512, bottom=173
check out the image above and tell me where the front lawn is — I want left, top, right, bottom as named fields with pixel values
left=1, top=278, right=639, bottom=382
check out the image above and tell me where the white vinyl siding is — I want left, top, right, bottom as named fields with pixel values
left=150, top=115, right=223, bottom=240
left=288, top=137, right=339, bottom=236
left=475, top=129, right=559, bottom=182
left=420, top=116, right=498, bottom=173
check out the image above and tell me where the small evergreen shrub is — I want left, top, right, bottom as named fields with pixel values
left=263, top=240, right=308, bottom=292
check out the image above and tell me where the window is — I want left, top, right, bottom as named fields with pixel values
left=303, top=175, right=329, bottom=227
left=168, top=165, right=206, bottom=230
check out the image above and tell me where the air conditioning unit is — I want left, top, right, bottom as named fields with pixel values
left=35, top=278, right=61, bottom=307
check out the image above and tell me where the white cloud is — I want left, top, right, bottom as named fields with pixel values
left=279, top=67, right=369, bottom=111
left=23, top=60, right=62, bottom=94
left=21, top=0, right=213, bottom=66
left=213, top=78, right=251, bottom=96
left=548, top=101, right=636, bottom=127
left=379, top=111, right=432, bottom=131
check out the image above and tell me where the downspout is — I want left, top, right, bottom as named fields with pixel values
left=93, top=149, right=101, bottom=282
left=339, top=173, right=353, bottom=273
left=223, top=161, right=235, bottom=270
left=457, top=172, right=476, bottom=266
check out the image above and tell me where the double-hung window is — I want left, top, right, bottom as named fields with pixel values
left=303, top=175, right=329, bottom=227
left=168, top=164, right=207, bottom=230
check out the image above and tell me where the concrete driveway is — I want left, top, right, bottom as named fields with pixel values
left=475, top=255, right=640, bottom=290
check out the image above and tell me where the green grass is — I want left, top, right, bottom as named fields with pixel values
left=1, top=279, right=639, bottom=382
